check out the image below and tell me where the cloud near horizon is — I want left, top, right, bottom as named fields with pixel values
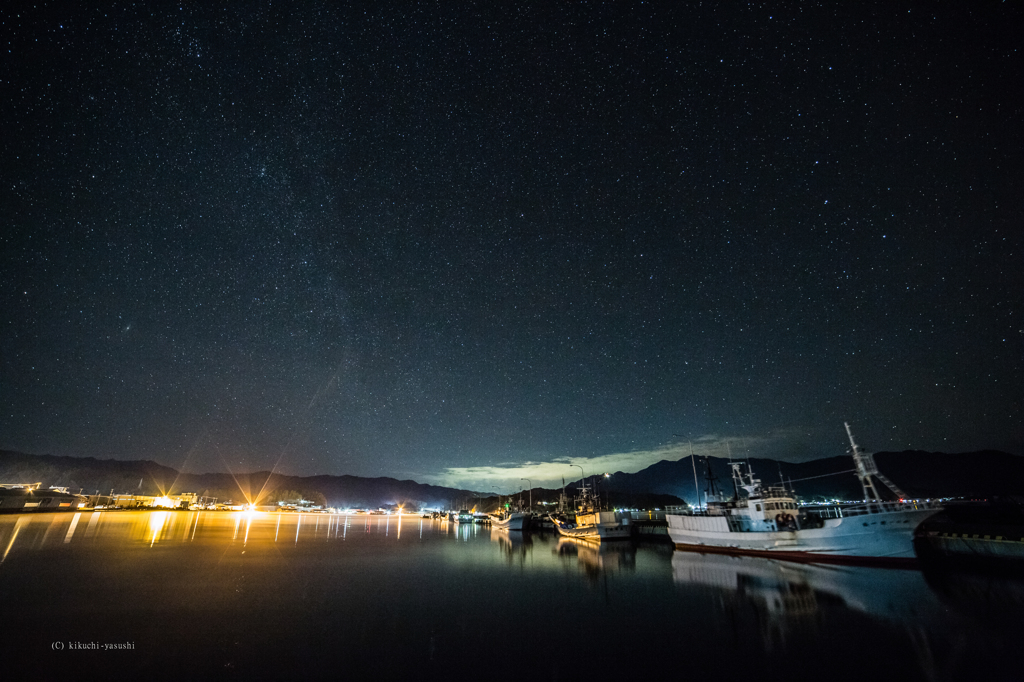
left=424, top=431, right=798, bottom=491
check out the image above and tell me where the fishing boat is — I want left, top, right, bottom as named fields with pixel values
left=487, top=491, right=533, bottom=530
left=490, top=509, right=532, bottom=531
left=666, top=423, right=942, bottom=564
left=549, top=480, right=630, bottom=542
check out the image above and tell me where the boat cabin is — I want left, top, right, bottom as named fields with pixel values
left=700, top=464, right=805, bottom=532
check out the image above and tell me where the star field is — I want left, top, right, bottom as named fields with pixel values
left=2, top=2, right=1020, bottom=487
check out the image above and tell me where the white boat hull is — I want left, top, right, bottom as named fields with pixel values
left=491, top=512, right=532, bottom=531
left=668, top=505, right=940, bottom=562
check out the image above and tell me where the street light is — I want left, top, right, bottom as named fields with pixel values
left=572, top=464, right=585, bottom=486
left=600, top=472, right=611, bottom=508
left=520, top=478, right=532, bottom=510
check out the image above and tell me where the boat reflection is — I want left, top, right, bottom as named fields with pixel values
left=554, top=536, right=636, bottom=580
left=672, top=550, right=947, bottom=627
left=669, top=549, right=1012, bottom=679
left=489, top=527, right=534, bottom=565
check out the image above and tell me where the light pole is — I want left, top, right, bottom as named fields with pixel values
left=675, top=434, right=702, bottom=511
left=520, top=478, right=532, bottom=510
left=571, top=465, right=585, bottom=511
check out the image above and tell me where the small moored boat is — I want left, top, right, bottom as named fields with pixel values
left=550, top=481, right=630, bottom=542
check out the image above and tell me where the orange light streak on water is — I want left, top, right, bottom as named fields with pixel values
left=2, top=516, right=26, bottom=563
left=149, top=511, right=168, bottom=546
left=64, top=512, right=82, bottom=543
left=41, top=514, right=63, bottom=545
left=181, top=512, right=191, bottom=541
left=85, top=511, right=100, bottom=537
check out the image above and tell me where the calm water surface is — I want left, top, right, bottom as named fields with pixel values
left=0, top=511, right=1019, bottom=680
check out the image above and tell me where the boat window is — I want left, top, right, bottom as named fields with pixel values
left=755, top=504, right=762, bottom=512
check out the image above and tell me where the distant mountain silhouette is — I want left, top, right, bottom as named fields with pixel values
left=0, top=451, right=478, bottom=510
left=603, top=450, right=1024, bottom=505
left=2, top=448, right=1018, bottom=511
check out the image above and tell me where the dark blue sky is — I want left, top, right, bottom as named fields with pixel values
left=2, top=2, right=1020, bottom=489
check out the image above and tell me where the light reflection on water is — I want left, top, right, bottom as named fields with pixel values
left=0, top=511, right=1019, bottom=680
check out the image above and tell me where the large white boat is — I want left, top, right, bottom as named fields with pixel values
left=550, top=483, right=631, bottom=542
left=666, top=423, right=942, bottom=564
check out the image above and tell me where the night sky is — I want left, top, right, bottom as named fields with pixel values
left=2, top=2, right=1020, bottom=491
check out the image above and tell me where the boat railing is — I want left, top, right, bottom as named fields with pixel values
left=803, top=499, right=942, bottom=519
left=629, top=510, right=667, bottom=520
left=666, top=505, right=723, bottom=517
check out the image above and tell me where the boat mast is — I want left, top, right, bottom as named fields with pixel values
left=845, top=422, right=907, bottom=501
left=689, top=441, right=702, bottom=511
left=703, top=457, right=724, bottom=503
left=727, top=441, right=740, bottom=500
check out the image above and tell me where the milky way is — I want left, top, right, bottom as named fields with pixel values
left=2, top=2, right=1020, bottom=487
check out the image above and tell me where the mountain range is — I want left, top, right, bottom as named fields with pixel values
left=600, top=450, right=1024, bottom=506
left=1, top=448, right=1020, bottom=510
left=0, top=450, right=476, bottom=509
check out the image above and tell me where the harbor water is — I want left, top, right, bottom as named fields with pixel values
left=0, top=511, right=1019, bottom=680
